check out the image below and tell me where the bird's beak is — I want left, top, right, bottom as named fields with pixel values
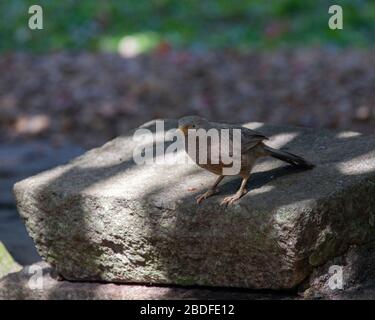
left=178, top=125, right=189, bottom=136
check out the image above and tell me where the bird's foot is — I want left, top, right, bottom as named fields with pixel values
left=220, top=189, right=247, bottom=206
left=196, top=189, right=219, bottom=204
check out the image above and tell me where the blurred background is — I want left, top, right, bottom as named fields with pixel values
left=1, top=0, right=375, bottom=265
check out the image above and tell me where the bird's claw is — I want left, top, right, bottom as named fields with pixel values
left=196, top=189, right=218, bottom=204
left=220, top=189, right=247, bottom=206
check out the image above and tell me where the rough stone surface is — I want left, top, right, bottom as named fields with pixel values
left=13, top=120, right=375, bottom=290
left=302, top=241, right=375, bottom=299
left=0, top=262, right=295, bottom=300
left=0, top=242, right=21, bottom=279
left=1, top=262, right=375, bottom=300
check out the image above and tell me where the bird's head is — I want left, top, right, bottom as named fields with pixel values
left=177, top=115, right=208, bottom=135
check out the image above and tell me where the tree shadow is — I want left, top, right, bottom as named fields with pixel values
left=11, top=119, right=375, bottom=299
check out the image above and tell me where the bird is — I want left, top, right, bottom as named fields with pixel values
left=177, top=115, right=314, bottom=206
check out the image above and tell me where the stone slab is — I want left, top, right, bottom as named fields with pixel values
left=13, top=120, right=375, bottom=289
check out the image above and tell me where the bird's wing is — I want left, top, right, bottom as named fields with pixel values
left=205, top=122, right=268, bottom=159
left=239, top=127, right=268, bottom=153
left=217, top=123, right=268, bottom=154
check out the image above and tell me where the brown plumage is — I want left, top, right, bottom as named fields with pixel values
left=178, top=115, right=314, bottom=206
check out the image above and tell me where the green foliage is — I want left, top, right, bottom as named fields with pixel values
left=0, top=0, right=374, bottom=52
left=0, top=242, right=21, bottom=278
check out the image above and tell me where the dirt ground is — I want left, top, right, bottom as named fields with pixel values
left=1, top=48, right=374, bottom=149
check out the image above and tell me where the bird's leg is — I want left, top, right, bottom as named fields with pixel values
left=196, top=175, right=225, bottom=204
left=220, top=176, right=249, bottom=206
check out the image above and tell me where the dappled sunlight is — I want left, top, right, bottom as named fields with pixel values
left=274, top=199, right=316, bottom=224
left=243, top=122, right=299, bottom=148
left=337, top=151, right=375, bottom=175
left=44, top=122, right=310, bottom=204
left=248, top=184, right=275, bottom=196
left=80, top=159, right=200, bottom=201
left=336, top=131, right=362, bottom=139
left=117, top=32, right=161, bottom=58
left=243, top=122, right=264, bottom=131
left=266, top=132, right=299, bottom=149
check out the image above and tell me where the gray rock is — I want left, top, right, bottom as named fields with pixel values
left=302, top=240, right=375, bottom=299
left=2, top=261, right=375, bottom=299
left=13, top=120, right=375, bottom=289
left=0, top=262, right=294, bottom=300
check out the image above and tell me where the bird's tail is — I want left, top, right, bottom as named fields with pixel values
left=263, top=145, right=314, bottom=169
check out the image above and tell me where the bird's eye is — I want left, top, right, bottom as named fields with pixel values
left=191, top=124, right=196, bottom=128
